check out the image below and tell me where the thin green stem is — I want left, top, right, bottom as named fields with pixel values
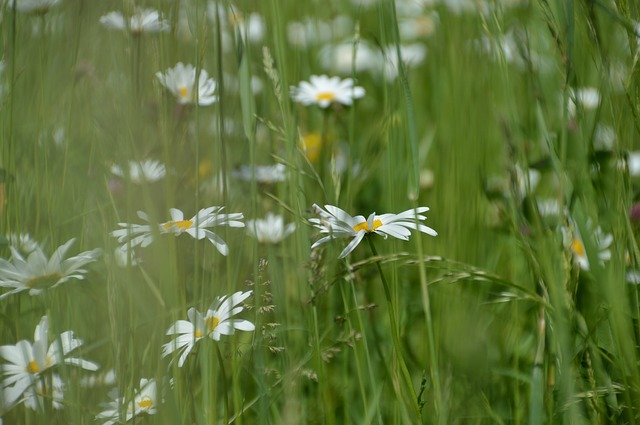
left=366, top=236, right=421, bottom=421
left=216, top=345, right=230, bottom=424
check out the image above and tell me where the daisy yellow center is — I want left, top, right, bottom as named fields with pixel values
left=137, top=397, right=153, bottom=410
left=194, top=329, right=203, bottom=338
left=178, top=85, right=189, bottom=99
left=27, top=272, right=63, bottom=289
left=199, top=159, right=213, bottom=178
left=205, top=316, right=220, bottom=332
left=353, top=219, right=383, bottom=233
left=301, top=133, right=322, bottom=163
left=571, top=238, right=586, bottom=257
left=162, top=219, right=193, bottom=231
left=315, top=91, right=336, bottom=102
left=27, top=360, right=40, bottom=374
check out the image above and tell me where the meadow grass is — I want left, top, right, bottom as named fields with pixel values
left=1, top=0, right=640, bottom=423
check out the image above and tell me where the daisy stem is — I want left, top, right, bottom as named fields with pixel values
left=319, top=110, right=332, bottom=194
left=366, top=236, right=421, bottom=420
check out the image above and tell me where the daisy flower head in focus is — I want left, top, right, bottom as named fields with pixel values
left=246, top=213, right=296, bottom=244
left=0, top=315, right=99, bottom=411
left=9, top=0, right=60, bottom=14
left=310, top=204, right=437, bottom=258
left=156, top=63, right=218, bottom=106
left=111, top=207, right=244, bottom=256
left=290, top=75, right=365, bottom=108
left=96, top=378, right=157, bottom=424
left=162, top=291, right=255, bottom=367
left=110, top=160, right=166, bottom=184
left=0, top=239, right=101, bottom=301
left=99, top=9, right=169, bottom=34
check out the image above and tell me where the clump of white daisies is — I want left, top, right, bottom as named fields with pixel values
left=0, top=315, right=99, bottom=413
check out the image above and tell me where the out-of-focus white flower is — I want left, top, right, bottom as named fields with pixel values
left=232, top=164, right=287, bottom=184
left=9, top=0, right=60, bottom=14
left=627, top=270, right=640, bottom=284
left=163, top=291, right=254, bottom=367
left=310, top=204, right=437, bottom=258
left=5, top=233, right=40, bottom=256
left=113, top=246, right=140, bottom=268
left=96, top=378, right=157, bottom=424
left=593, top=124, right=616, bottom=151
left=568, top=87, right=600, bottom=116
left=515, top=165, right=541, bottom=198
left=0, top=316, right=99, bottom=411
left=536, top=199, right=562, bottom=218
left=318, top=41, right=381, bottom=74
left=562, top=220, right=612, bottom=271
left=99, top=9, right=169, bottom=34
left=627, top=151, right=640, bottom=177
left=207, top=2, right=265, bottom=43
left=0, top=239, right=101, bottom=301
left=380, top=44, right=427, bottom=80
left=287, top=16, right=353, bottom=48
left=291, top=75, right=365, bottom=108
left=156, top=63, right=218, bottom=106
left=246, top=213, right=296, bottom=244
left=399, top=12, right=438, bottom=40
left=80, top=369, right=116, bottom=388
left=111, top=207, right=244, bottom=256
left=110, top=160, right=166, bottom=184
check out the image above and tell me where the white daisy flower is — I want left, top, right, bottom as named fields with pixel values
left=99, top=9, right=169, bottom=34
left=310, top=204, right=437, bottom=258
left=96, top=378, right=157, bottom=424
left=290, top=75, right=365, bottom=108
left=162, top=291, right=254, bottom=367
left=206, top=290, right=255, bottom=341
left=162, top=307, right=208, bottom=367
left=110, top=160, right=166, bottom=184
left=0, top=316, right=99, bottom=411
left=0, top=239, right=101, bottom=301
left=9, top=0, right=60, bottom=14
left=110, top=211, right=155, bottom=254
left=156, top=63, right=218, bottom=106
left=562, top=221, right=612, bottom=271
left=246, top=213, right=296, bottom=244
left=232, top=164, right=287, bottom=184
left=111, top=207, right=244, bottom=256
